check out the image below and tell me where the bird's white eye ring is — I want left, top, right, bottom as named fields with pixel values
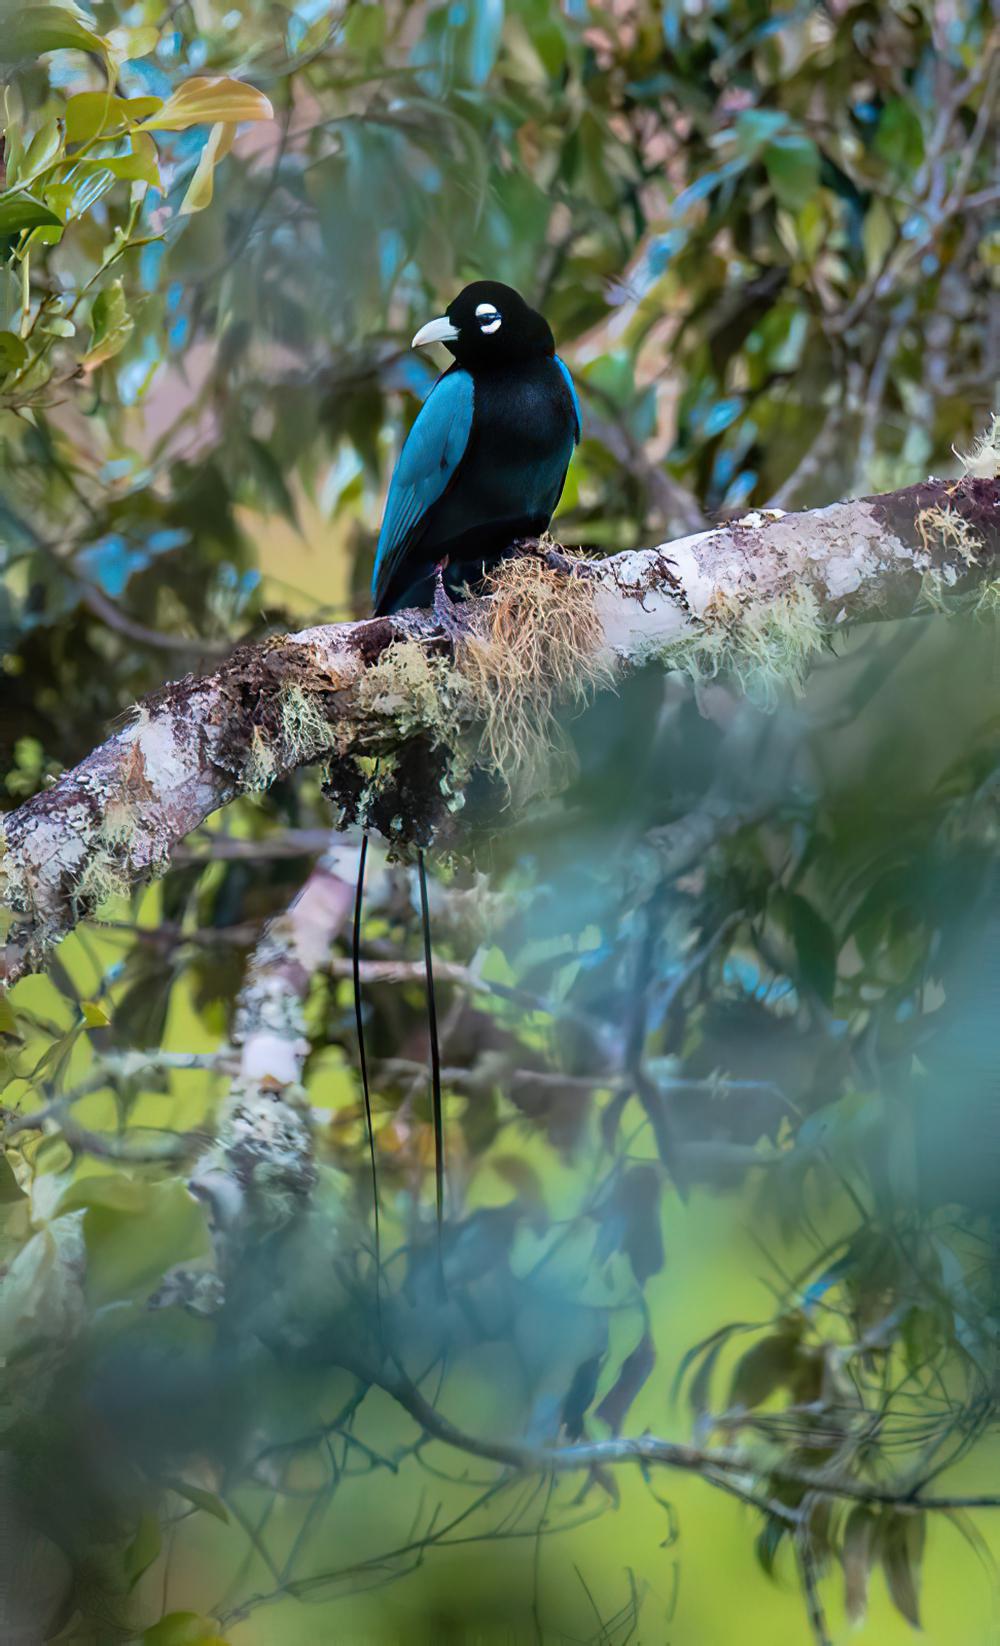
left=475, top=302, right=502, bottom=334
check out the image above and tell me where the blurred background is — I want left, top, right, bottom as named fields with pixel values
left=1, top=1, right=999, bottom=1642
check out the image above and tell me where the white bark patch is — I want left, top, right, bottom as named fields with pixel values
left=288, top=871, right=355, bottom=972
left=240, top=1031, right=308, bottom=1085
left=131, top=713, right=200, bottom=796
left=824, top=556, right=865, bottom=598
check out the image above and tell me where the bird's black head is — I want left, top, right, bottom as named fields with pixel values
left=411, top=281, right=555, bottom=371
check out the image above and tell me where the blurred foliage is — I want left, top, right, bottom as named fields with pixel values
left=2, top=1, right=1000, bottom=1643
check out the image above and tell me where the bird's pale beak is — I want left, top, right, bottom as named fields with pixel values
left=411, top=315, right=460, bottom=349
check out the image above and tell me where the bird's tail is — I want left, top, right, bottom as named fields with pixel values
left=352, top=832, right=382, bottom=1336
left=417, top=847, right=447, bottom=1294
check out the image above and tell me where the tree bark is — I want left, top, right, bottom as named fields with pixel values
left=2, top=473, right=998, bottom=986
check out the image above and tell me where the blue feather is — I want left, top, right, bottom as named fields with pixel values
left=372, top=369, right=475, bottom=610
left=555, top=355, right=582, bottom=444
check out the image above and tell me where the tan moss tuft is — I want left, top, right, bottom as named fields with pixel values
left=457, top=554, right=614, bottom=787
left=915, top=504, right=983, bottom=566
left=955, top=413, right=1000, bottom=481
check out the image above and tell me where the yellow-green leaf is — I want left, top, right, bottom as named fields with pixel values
left=880, top=1510, right=925, bottom=1629
left=143, top=1615, right=229, bottom=1646
left=75, top=132, right=160, bottom=188
left=141, top=76, right=273, bottom=132
left=107, top=23, right=159, bottom=62
left=56, top=1173, right=151, bottom=1216
left=166, top=1479, right=230, bottom=1523
left=84, top=278, right=133, bottom=369
left=23, top=119, right=62, bottom=179
left=0, top=331, right=28, bottom=373
left=65, top=91, right=163, bottom=145
left=842, top=1506, right=877, bottom=1623
left=124, top=1510, right=161, bottom=1590
left=179, top=122, right=235, bottom=216
left=81, top=1000, right=110, bottom=1027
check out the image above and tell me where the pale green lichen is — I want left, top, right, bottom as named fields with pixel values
left=917, top=569, right=954, bottom=614
left=955, top=413, right=1000, bottom=481
left=918, top=567, right=1000, bottom=621
left=971, top=579, right=1000, bottom=619
left=357, top=640, right=473, bottom=748
left=278, top=684, right=337, bottom=763
left=98, top=797, right=140, bottom=850
left=73, top=845, right=131, bottom=912
left=656, top=583, right=827, bottom=706
left=244, top=725, right=277, bottom=791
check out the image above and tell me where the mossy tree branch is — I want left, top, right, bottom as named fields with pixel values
left=3, top=469, right=999, bottom=987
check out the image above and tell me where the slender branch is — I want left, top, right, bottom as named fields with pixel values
left=187, top=843, right=356, bottom=1242
left=369, top=1360, right=1000, bottom=1514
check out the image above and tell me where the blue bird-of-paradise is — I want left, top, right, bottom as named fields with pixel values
left=372, top=280, right=581, bottom=617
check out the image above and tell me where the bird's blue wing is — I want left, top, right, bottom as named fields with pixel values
left=372, top=368, right=475, bottom=611
left=555, top=355, right=582, bottom=444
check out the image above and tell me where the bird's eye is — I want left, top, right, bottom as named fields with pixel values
left=475, top=302, right=502, bottom=334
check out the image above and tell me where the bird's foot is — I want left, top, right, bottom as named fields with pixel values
left=511, top=536, right=577, bottom=577
left=432, top=564, right=471, bottom=640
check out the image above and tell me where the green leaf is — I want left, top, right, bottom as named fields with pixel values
left=0, top=331, right=27, bottom=373
left=80, top=1000, right=110, bottom=1027
left=22, top=119, right=62, bottom=179
left=58, top=1175, right=209, bottom=1303
left=0, top=1152, right=26, bottom=1203
left=124, top=1510, right=161, bottom=1590
left=765, top=134, right=820, bottom=210
left=863, top=198, right=896, bottom=278
left=106, top=131, right=160, bottom=187
left=875, top=99, right=924, bottom=173
left=0, top=195, right=63, bottom=235
left=56, top=1173, right=151, bottom=1215
left=729, top=1323, right=802, bottom=1409
left=777, top=891, right=837, bottom=1005
left=734, top=108, right=788, bottom=153
left=179, top=122, right=234, bottom=216
left=107, top=22, right=160, bottom=62
left=166, top=1480, right=230, bottom=1523
left=141, top=76, right=273, bottom=132
left=612, top=1163, right=664, bottom=1284
left=38, top=316, right=75, bottom=337
left=143, top=1614, right=229, bottom=1646
left=0, top=6, right=107, bottom=62
left=880, top=1510, right=924, bottom=1628
left=843, top=1506, right=877, bottom=1623
left=755, top=1513, right=787, bottom=1578
left=65, top=91, right=163, bottom=145
left=85, top=279, right=133, bottom=368
left=0, top=994, right=20, bottom=1036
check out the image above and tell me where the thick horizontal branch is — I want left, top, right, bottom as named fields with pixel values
left=3, top=472, right=998, bottom=986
